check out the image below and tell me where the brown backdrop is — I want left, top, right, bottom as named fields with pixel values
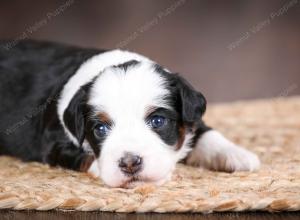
left=1, top=0, right=299, bottom=102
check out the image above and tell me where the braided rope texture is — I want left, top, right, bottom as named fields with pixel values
left=0, top=97, right=299, bottom=212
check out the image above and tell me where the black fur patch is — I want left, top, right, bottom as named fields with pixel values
left=0, top=40, right=103, bottom=164
left=145, top=108, right=180, bottom=146
left=63, top=81, right=95, bottom=146
left=154, top=64, right=210, bottom=148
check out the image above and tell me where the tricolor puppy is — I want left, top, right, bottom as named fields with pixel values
left=0, top=40, right=260, bottom=188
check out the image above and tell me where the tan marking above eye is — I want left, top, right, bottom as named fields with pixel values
left=97, top=112, right=112, bottom=124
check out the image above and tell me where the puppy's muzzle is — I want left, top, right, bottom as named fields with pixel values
left=118, top=153, right=143, bottom=175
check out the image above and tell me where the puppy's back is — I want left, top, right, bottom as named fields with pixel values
left=0, top=40, right=102, bottom=160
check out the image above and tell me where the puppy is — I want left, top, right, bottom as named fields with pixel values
left=0, top=40, right=260, bottom=188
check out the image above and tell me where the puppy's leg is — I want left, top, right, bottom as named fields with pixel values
left=46, top=142, right=95, bottom=172
left=186, top=129, right=260, bottom=172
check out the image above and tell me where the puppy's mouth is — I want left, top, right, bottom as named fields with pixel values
left=120, top=176, right=146, bottom=188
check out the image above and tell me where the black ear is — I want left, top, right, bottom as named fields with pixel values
left=175, top=75, right=206, bottom=124
left=63, top=88, right=87, bottom=146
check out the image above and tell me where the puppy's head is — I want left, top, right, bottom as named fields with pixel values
left=63, top=60, right=206, bottom=187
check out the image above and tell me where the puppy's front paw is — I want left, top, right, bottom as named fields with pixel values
left=211, top=147, right=260, bottom=172
left=186, top=130, right=260, bottom=173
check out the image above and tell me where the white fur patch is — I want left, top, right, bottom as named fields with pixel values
left=57, top=50, right=151, bottom=146
left=186, top=130, right=260, bottom=172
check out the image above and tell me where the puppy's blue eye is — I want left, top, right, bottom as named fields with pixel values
left=149, top=116, right=166, bottom=129
left=94, top=123, right=110, bottom=136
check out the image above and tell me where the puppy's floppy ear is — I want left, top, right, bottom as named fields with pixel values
left=63, top=87, right=87, bottom=146
left=175, top=75, right=206, bottom=124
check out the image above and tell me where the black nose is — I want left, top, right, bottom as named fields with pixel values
left=118, top=153, right=142, bottom=175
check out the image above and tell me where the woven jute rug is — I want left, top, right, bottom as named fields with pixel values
left=0, top=97, right=299, bottom=213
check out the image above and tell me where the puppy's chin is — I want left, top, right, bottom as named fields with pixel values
left=119, top=175, right=171, bottom=189
left=120, top=180, right=148, bottom=189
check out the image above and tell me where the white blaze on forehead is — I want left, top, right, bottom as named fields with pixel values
left=57, top=50, right=151, bottom=146
left=88, top=62, right=171, bottom=121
